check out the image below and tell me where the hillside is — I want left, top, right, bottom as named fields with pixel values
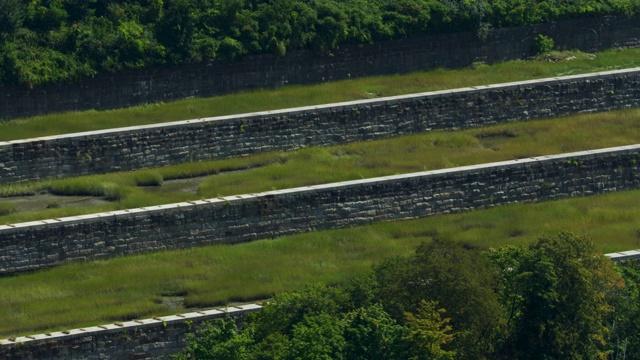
left=1, top=0, right=638, bottom=87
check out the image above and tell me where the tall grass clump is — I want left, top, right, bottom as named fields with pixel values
left=48, top=177, right=119, bottom=197
left=132, top=170, right=163, bottom=186
left=0, top=202, right=16, bottom=216
left=0, top=181, right=45, bottom=197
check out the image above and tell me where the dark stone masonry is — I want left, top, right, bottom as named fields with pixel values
left=2, top=68, right=640, bottom=184
left=1, top=144, right=639, bottom=277
left=0, top=15, right=638, bottom=120
left=1, top=14, right=640, bottom=358
left=0, top=305, right=262, bottom=360
left=1, top=245, right=637, bottom=360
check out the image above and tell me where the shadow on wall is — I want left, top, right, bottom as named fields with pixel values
left=0, top=15, right=638, bottom=120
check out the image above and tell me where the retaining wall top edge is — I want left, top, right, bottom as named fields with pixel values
left=2, top=251, right=639, bottom=345
left=0, top=232, right=634, bottom=349
left=3, top=67, right=640, bottom=145
left=1, top=143, right=639, bottom=230
left=0, top=303, right=263, bottom=347
left=619, top=250, right=640, bottom=256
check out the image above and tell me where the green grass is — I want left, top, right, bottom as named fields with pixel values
left=1, top=49, right=640, bottom=141
left=2, top=107, right=640, bottom=225
left=1, top=189, right=640, bottom=338
left=3, top=47, right=640, bottom=340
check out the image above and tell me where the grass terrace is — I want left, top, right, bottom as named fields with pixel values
left=1, top=106, right=640, bottom=225
left=1, top=48, right=640, bottom=140
left=1, top=190, right=640, bottom=338
left=2, top=48, right=640, bottom=339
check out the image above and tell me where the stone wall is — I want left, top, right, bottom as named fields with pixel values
left=1, top=15, right=639, bottom=120
left=0, top=304, right=262, bottom=360
left=1, top=144, right=639, bottom=276
left=0, top=246, right=636, bottom=359
left=2, top=68, right=640, bottom=184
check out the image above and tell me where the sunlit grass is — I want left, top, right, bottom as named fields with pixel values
left=1, top=49, right=639, bottom=141
left=1, top=189, right=639, bottom=338
left=1, top=107, right=640, bottom=225
left=2, top=47, right=640, bottom=340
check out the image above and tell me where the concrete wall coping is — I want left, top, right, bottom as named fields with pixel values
left=0, top=143, right=638, bottom=232
left=0, top=304, right=263, bottom=346
left=0, top=247, right=633, bottom=347
left=1, top=67, right=638, bottom=146
left=606, top=250, right=640, bottom=261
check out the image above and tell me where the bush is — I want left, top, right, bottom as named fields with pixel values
left=532, top=34, right=554, bottom=56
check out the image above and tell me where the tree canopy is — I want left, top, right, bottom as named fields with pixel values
left=1, top=0, right=638, bottom=87
left=174, top=232, right=637, bottom=359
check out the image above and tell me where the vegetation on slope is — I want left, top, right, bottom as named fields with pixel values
left=0, top=0, right=638, bottom=87
left=2, top=39, right=640, bottom=349
left=2, top=47, right=640, bottom=140
left=174, top=233, right=640, bottom=359
left=2, top=105, right=640, bottom=225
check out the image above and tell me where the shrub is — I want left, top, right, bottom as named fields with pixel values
left=532, top=34, right=554, bottom=56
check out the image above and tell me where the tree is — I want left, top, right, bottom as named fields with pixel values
left=494, top=232, right=623, bottom=359
left=373, top=238, right=502, bottom=358
left=155, top=0, right=197, bottom=62
left=172, top=318, right=252, bottom=360
left=343, top=303, right=406, bottom=360
left=403, top=300, right=456, bottom=360
left=289, top=313, right=346, bottom=360
left=607, top=263, right=640, bottom=360
left=247, top=283, right=351, bottom=342
left=0, top=0, right=24, bottom=35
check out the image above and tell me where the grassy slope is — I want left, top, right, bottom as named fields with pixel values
left=1, top=49, right=639, bottom=141
left=2, top=106, right=640, bottom=225
left=1, top=190, right=640, bottom=338
left=2, top=49, right=640, bottom=338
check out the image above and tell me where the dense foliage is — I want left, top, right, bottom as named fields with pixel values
left=174, top=232, right=640, bottom=359
left=0, top=0, right=638, bottom=87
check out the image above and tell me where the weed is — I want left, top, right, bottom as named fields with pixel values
left=532, top=34, right=555, bottom=56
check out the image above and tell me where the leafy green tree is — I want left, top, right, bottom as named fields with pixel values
left=373, top=238, right=502, bottom=358
left=156, top=0, right=197, bottom=62
left=3, top=0, right=640, bottom=87
left=494, top=232, right=623, bottom=359
left=172, top=318, right=253, bottom=360
left=289, top=313, right=347, bottom=360
left=65, top=17, right=121, bottom=71
left=24, top=0, right=69, bottom=32
left=379, top=0, right=432, bottom=38
left=247, top=332, right=291, bottom=360
left=403, top=300, right=456, bottom=360
left=607, top=263, right=640, bottom=360
left=0, top=0, right=25, bottom=35
left=309, top=0, right=348, bottom=54
left=247, top=283, right=351, bottom=342
left=343, top=303, right=406, bottom=360
left=1, top=28, right=93, bottom=86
